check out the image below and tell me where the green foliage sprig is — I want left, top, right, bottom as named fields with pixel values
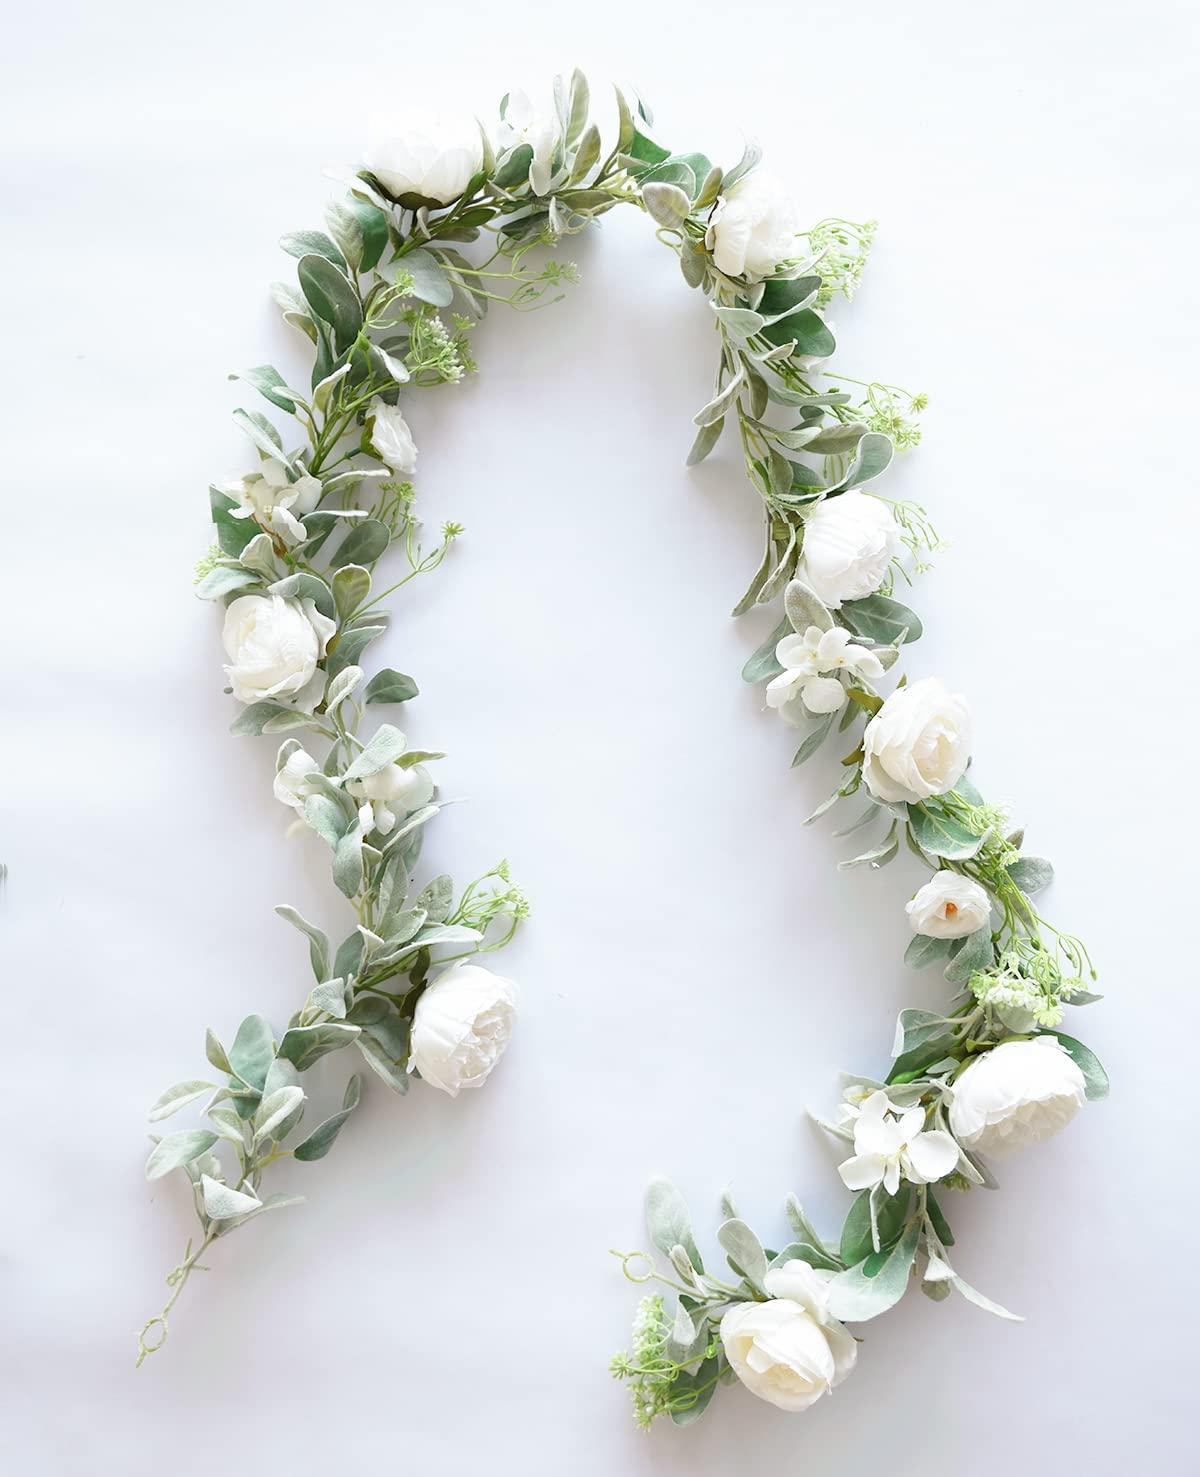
left=140, top=74, right=1107, bottom=1414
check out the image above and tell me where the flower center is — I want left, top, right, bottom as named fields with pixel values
left=944, top=901, right=958, bottom=916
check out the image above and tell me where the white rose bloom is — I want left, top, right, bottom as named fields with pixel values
left=273, top=746, right=320, bottom=813
left=221, top=594, right=336, bottom=706
left=837, top=1089, right=959, bottom=1195
left=949, top=1037, right=1087, bottom=1156
left=906, top=870, right=992, bottom=939
left=705, top=170, right=803, bottom=281
left=862, top=677, right=972, bottom=805
left=347, top=762, right=433, bottom=836
left=363, top=116, right=482, bottom=205
left=368, top=398, right=418, bottom=475
left=227, top=459, right=322, bottom=545
left=410, top=963, right=519, bottom=1097
left=720, top=1259, right=857, bottom=1412
left=500, top=91, right=559, bottom=195
left=766, top=624, right=885, bottom=718
left=796, top=491, right=901, bottom=610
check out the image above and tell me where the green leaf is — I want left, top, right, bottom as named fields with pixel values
left=826, top=1218, right=920, bottom=1322
left=943, top=925, right=994, bottom=985
left=892, top=1008, right=953, bottom=1058
left=330, top=518, right=390, bottom=570
left=926, top=1187, right=955, bottom=1247
left=205, top=1029, right=233, bottom=1075
left=838, top=593, right=923, bottom=645
left=201, top=1176, right=263, bottom=1220
left=268, top=571, right=336, bottom=621
left=907, top=802, right=985, bottom=860
left=196, top=565, right=260, bottom=601
left=1044, top=1031, right=1109, bottom=1101
left=274, top=905, right=331, bottom=982
left=145, top=1129, right=218, bottom=1180
left=253, top=1084, right=305, bottom=1144
left=1006, top=855, right=1054, bottom=895
left=668, top=1354, right=720, bottom=1426
left=280, top=229, right=347, bottom=270
left=693, top=367, right=745, bottom=427
left=327, top=623, right=386, bottom=678
left=415, top=874, right=453, bottom=923
left=686, top=416, right=725, bottom=467
left=717, top=1218, right=768, bottom=1289
left=741, top=617, right=790, bottom=683
left=148, top=1079, right=215, bottom=1123
left=231, top=407, right=286, bottom=463
left=784, top=579, right=833, bottom=634
left=228, top=700, right=289, bottom=736
left=839, top=1184, right=911, bottom=1266
left=394, top=248, right=453, bottom=307
left=297, top=254, right=363, bottom=351
left=228, top=1014, right=275, bottom=1091
left=357, top=1016, right=411, bottom=1093
left=277, top=1022, right=361, bottom=1073
left=758, top=275, right=822, bottom=316
left=642, top=181, right=691, bottom=227
left=342, top=724, right=408, bottom=781
left=835, top=431, right=893, bottom=490
left=293, top=1074, right=363, bottom=1161
left=770, top=1240, right=842, bottom=1273
left=903, top=933, right=955, bottom=970
left=760, top=307, right=834, bottom=356
left=645, top=1178, right=703, bottom=1273
left=333, top=830, right=364, bottom=898
left=364, top=668, right=419, bottom=705
left=332, top=564, right=371, bottom=622
left=791, top=716, right=834, bottom=766
left=349, top=198, right=389, bottom=272
left=229, top=364, right=302, bottom=414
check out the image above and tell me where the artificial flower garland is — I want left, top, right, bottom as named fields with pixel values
left=138, top=70, right=1108, bottom=1434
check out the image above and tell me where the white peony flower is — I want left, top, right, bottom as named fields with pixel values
left=906, top=871, right=992, bottom=939
left=410, top=963, right=518, bottom=1097
left=347, top=762, right=433, bottom=837
left=273, top=746, right=320, bottom=812
left=227, top=459, right=322, bottom=545
left=362, top=116, right=482, bottom=205
left=795, top=491, right=901, bottom=610
left=766, top=624, right=885, bottom=717
left=862, top=677, right=972, bottom=805
left=720, top=1259, right=857, bottom=1412
left=367, top=398, right=418, bottom=475
left=705, top=170, right=803, bottom=281
left=500, top=91, right=560, bottom=195
left=837, top=1089, right=959, bottom=1195
left=221, top=594, right=336, bottom=707
left=949, top=1037, right=1086, bottom=1156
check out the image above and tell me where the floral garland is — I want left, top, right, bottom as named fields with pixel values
left=139, top=69, right=1108, bottom=1430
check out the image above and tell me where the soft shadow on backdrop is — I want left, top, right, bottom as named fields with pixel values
left=3, top=2, right=1196, bottom=1472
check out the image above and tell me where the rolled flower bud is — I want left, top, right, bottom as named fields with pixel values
left=862, top=677, right=972, bottom=805
left=906, top=871, right=992, bottom=938
left=948, top=1037, right=1087, bottom=1156
left=720, top=1259, right=857, bottom=1412
left=409, top=963, right=518, bottom=1097
left=362, top=116, right=482, bottom=206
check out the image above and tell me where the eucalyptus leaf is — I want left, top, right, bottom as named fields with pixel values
left=364, top=668, right=419, bottom=705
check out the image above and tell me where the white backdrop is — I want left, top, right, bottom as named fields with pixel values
left=3, top=2, right=1197, bottom=1471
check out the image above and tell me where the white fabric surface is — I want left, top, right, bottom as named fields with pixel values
left=3, top=2, right=1197, bottom=1471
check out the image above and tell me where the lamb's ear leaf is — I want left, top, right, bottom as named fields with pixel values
left=645, top=1178, right=703, bottom=1272
left=1044, top=1031, right=1109, bottom=1101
